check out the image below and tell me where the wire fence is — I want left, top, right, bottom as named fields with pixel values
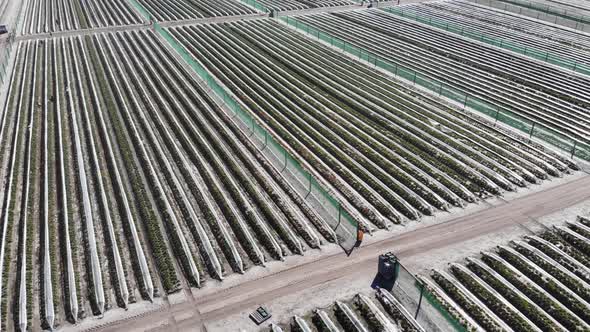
left=239, top=0, right=269, bottom=12
left=384, top=7, right=590, bottom=76
left=280, top=15, right=590, bottom=162
left=390, top=262, right=466, bottom=331
left=128, top=0, right=152, bottom=22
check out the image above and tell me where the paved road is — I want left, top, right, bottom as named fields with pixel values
left=91, top=173, right=590, bottom=331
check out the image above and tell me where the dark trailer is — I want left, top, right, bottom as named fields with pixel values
left=0, top=25, right=8, bottom=35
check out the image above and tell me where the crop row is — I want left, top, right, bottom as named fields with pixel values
left=20, top=0, right=143, bottom=35
left=168, top=19, right=574, bottom=228
left=395, top=1, right=590, bottom=67
left=134, top=0, right=257, bottom=22
left=0, top=28, right=335, bottom=330
left=293, top=9, right=590, bottom=152
left=426, top=219, right=590, bottom=331
left=269, top=289, right=424, bottom=331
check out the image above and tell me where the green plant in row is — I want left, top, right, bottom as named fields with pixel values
left=466, top=259, right=562, bottom=331
left=90, top=35, right=180, bottom=293
left=496, top=246, right=590, bottom=322
left=481, top=252, right=584, bottom=331
left=450, top=264, right=533, bottom=332
left=431, top=270, right=504, bottom=331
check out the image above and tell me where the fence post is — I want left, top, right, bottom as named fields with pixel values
left=262, top=131, right=268, bottom=150
left=305, top=173, right=312, bottom=199
left=414, top=282, right=425, bottom=319
left=494, top=107, right=500, bottom=125
left=281, top=149, right=288, bottom=172
left=463, top=94, right=469, bottom=109
left=571, top=141, right=577, bottom=159
left=412, top=71, right=417, bottom=84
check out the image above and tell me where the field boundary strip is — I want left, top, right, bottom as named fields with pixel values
left=278, top=15, right=590, bottom=162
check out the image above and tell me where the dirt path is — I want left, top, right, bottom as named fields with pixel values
left=84, top=173, right=590, bottom=331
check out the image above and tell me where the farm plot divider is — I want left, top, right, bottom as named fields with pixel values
left=128, top=0, right=153, bottom=21
left=387, top=257, right=465, bottom=331
left=384, top=7, right=590, bottom=76
left=151, top=22, right=360, bottom=254
left=279, top=15, right=590, bottom=162
left=240, top=0, right=269, bottom=12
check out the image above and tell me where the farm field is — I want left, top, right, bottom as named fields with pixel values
left=168, top=19, right=578, bottom=231
left=391, top=1, right=590, bottom=69
left=133, top=0, right=258, bottom=22
left=467, top=0, right=590, bottom=31
left=20, top=0, right=144, bottom=35
left=0, top=28, right=344, bottom=331
left=1, top=0, right=590, bottom=330
left=424, top=216, right=590, bottom=331
left=291, top=8, right=590, bottom=159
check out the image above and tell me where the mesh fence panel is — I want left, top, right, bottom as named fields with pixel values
left=465, top=97, right=497, bottom=118
left=128, top=0, right=152, bottom=21
left=388, top=264, right=462, bottom=331
left=241, top=0, right=269, bottom=12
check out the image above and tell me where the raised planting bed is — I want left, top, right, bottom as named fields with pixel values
left=0, top=30, right=337, bottom=330
left=167, top=19, right=568, bottom=230
left=21, top=0, right=143, bottom=34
